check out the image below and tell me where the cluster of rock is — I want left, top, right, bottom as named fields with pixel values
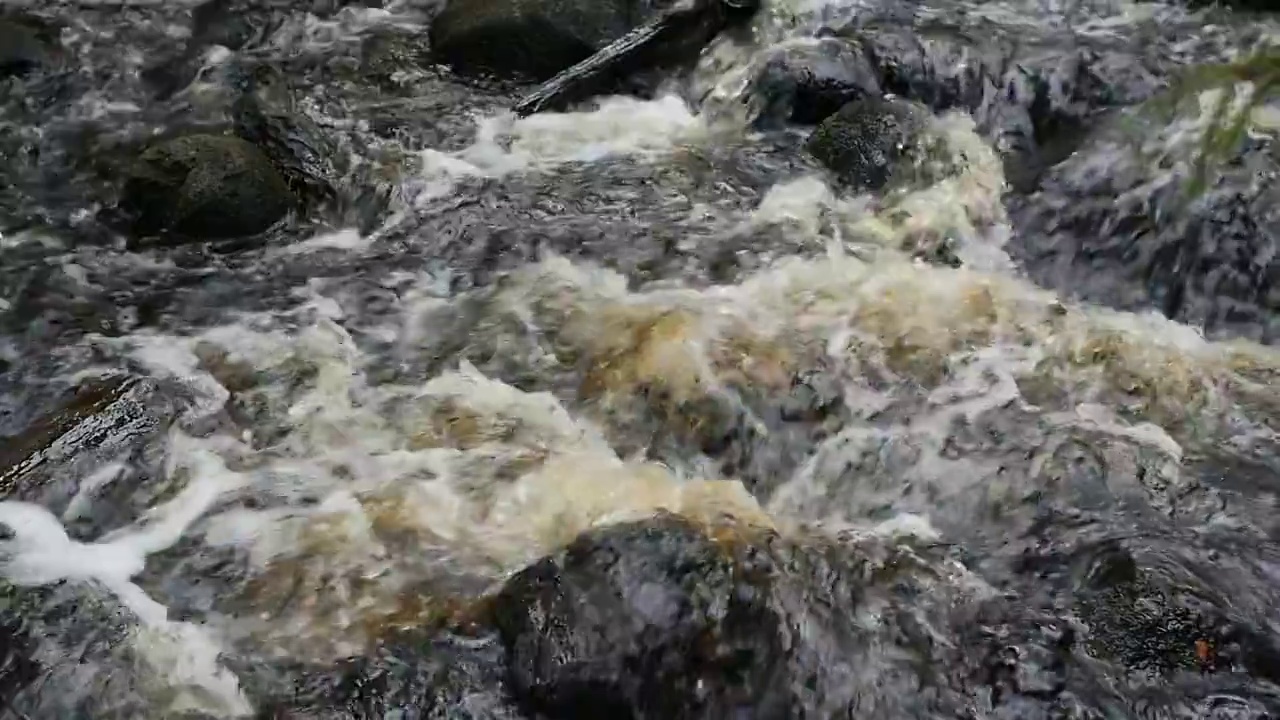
left=0, top=0, right=1150, bottom=246
left=7, top=0, right=1274, bottom=308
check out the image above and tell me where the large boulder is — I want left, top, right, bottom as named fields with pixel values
left=490, top=512, right=963, bottom=719
left=429, top=0, right=664, bottom=80
left=804, top=96, right=931, bottom=191
left=491, top=514, right=789, bottom=718
left=118, top=134, right=293, bottom=243
left=818, top=0, right=1223, bottom=191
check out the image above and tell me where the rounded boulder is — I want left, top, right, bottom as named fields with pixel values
left=119, top=134, right=293, bottom=243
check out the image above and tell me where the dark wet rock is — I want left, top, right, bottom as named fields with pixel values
left=858, top=26, right=1101, bottom=191
left=0, top=376, right=221, bottom=716
left=141, top=0, right=281, bottom=99
left=490, top=514, right=791, bottom=718
left=1010, top=119, right=1280, bottom=343
left=512, top=0, right=759, bottom=115
left=1074, top=546, right=1222, bottom=675
left=0, top=15, right=56, bottom=79
left=804, top=96, right=930, bottom=191
left=118, top=134, right=293, bottom=243
left=748, top=36, right=881, bottom=128
left=0, top=376, right=184, bottom=542
left=188, top=0, right=279, bottom=52
left=429, top=0, right=667, bottom=80
left=230, top=62, right=342, bottom=212
left=491, top=512, right=965, bottom=719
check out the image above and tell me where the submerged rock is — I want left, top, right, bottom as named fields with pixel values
left=804, top=96, right=930, bottom=191
left=0, top=377, right=207, bottom=718
left=0, top=15, right=56, bottom=79
left=429, top=0, right=666, bottom=80
left=118, top=134, right=293, bottom=243
left=748, top=36, right=882, bottom=128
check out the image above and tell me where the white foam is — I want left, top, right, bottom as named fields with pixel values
left=405, top=95, right=704, bottom=204
left=274, top=228, right=369, bottom=256
left=0, top=443, right=252, bottom=717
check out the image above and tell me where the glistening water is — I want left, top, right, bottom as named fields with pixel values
left=3, top=0, right=1280, bottom=717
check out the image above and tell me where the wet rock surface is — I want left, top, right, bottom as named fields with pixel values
left=229, top=62, right=344, bottom=213
left=823, top=3, right=1253, bottom=190
left=119, top=134, right=294, bottom=243
left=805, top=96, right=930, bottom=190
left=1010, top=119, right=1280, bottom=343
left=251, top=636, right=519, bottom=719
left=748, top=36, right=881, bottom=128
left=492, top=514, right=795, bottom=718
left=430, top=0, right=666, bottom=80
left=0, top=376, right=181, bottom=541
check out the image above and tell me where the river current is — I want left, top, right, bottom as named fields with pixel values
left=2, top=0, right=1280, bottom=717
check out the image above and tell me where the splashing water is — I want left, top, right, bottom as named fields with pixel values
left=0, top=442, right=251, bottom=716
left=3, top=0, right=1280, bottom=716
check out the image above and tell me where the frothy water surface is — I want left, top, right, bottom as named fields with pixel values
left=3, top=0, right=1280, bottom=716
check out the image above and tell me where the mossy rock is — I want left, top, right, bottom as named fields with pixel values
left=804, top=96, right=931, bottom=192
left=119, top=134, right=293, bottom=243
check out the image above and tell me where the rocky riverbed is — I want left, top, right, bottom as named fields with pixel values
left=3, top=0, right=1280, bottom=717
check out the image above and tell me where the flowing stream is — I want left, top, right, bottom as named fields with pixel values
left=3, top=0, right=1280, bottom=717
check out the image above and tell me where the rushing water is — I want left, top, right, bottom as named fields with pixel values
left=3, top=0, right=1280, bottom=717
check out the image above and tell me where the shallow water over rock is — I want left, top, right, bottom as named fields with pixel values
left=3, top=0, right=1280, bottom=718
